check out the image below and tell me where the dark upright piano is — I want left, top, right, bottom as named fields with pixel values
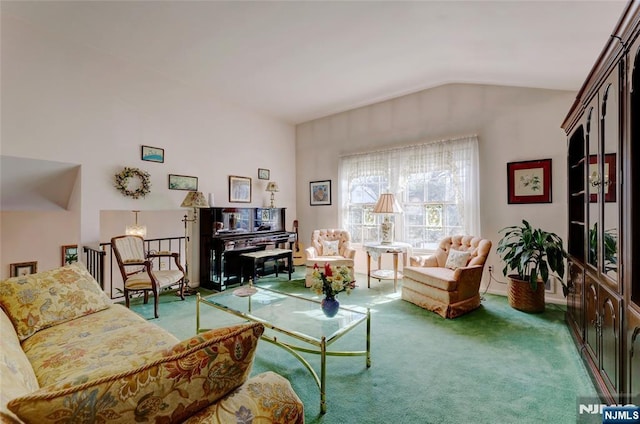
left=199, top=207, right=296, bottom=291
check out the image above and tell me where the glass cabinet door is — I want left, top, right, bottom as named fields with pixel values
left=586, top=101, right=599, bottom=270
left=629, top=40, right=640, bottom=306
left=567, top=126, right=586, bottom=262
left=599, top=72, right=619, bottom=284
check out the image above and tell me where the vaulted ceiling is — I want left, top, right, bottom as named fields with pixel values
left=1, top=0, right=628, bottom=125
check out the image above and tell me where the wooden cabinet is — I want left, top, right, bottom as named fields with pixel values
left=562, top=1, right=638, bottom=404
left=584, top=276, right=622, bottom=397
left=627, top=20, right=640, bottom=404
left=626, top=308, right=640, bottom=403
left=566, top=260, right=584, bottom=338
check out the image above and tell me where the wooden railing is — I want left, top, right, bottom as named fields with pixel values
left=83, top=236, right=185, bottom=300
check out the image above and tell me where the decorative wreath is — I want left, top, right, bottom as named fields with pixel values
left=114, top=167, right=151, bottom=199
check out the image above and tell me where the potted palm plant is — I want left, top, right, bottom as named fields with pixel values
left=496, top=220, right=568, bottom=313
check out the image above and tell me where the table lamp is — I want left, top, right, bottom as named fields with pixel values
left=266, top=181, right=279, bottom=208
left=373, top=193, right=403, bottom=244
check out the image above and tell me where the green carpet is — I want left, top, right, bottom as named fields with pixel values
left=126, top=268, right=597, bottom=424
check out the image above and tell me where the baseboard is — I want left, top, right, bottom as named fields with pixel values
left=481, top=287, right=566, bottom=305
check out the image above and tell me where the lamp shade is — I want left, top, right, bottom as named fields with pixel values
left=125, top=224, right=147, bottom=237
left=373, top=193, right=403, bottom=214
left=125, top=210, right=147, bottom=237
left=181, top=191, right=209, bottom=208
left=266, top=181, right=279, bottom=192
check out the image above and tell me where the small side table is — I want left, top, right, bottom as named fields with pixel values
left=363, top=242, right=412, bottom=292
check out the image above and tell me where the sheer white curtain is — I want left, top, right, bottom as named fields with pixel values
left=396, top=136, right=480, bottom=236
left=339, top=135, right=480, bottom=247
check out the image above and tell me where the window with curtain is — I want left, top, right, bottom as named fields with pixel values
left=339, top=135, right=480, bottom=250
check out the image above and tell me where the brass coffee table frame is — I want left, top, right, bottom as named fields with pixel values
left=196, top=288, right=371, bottom=414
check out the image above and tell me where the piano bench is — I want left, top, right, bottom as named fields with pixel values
left=240, top=248, right=293, bottom=283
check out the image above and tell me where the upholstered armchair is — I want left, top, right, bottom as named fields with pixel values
left=304, top=229, right=356, bottom=287
left=401, top=235, right=492, bottom=318
left=111, top=235, right=185, bottom=318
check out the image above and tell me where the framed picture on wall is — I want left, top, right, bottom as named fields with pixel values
left=61, top=245, right=78, bottom=266
left=168, top=174, right=198, bottom=191
left=310, top=180, right=331, bottom=206
left=258, top=168, right=270, bottom=180
left=507, top=159, right=552, bottom=204
left=229, top=175, right=252, bottom=203
left=141, top=145, right=164, bottom=163
left=10, top=261, right=37, bottom=277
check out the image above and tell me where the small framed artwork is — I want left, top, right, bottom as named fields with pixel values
left=589, top=153, right=616, bottom=203
left=507, top=159, right=552, bottom=204
left=168, top=174, right=198, bottom=191
left=229, top=175, right=252, bottom=203
left=310, top=180, right=332, bottom=206
left=62, top=244, right=79, bottom=266
left=141, top=145, right=164, bottom=163
left=258, top=168, right=270, bottom=180
left=10, top=261, right=37, bottom=277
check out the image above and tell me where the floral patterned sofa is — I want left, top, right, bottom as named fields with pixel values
left=0, top=263, right=304, bottom=424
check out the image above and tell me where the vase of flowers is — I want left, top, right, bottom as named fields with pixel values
left=309, top=263, right=353, bottom=317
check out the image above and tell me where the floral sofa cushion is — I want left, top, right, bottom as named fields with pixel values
left=21, top=305, right=179, bottom=387
left=183, top=371, right=305, bottom=424
left=8, top=322, right=265, bottom=424
left=0, top=262, right=112, bottom=341
left=0, top=309, right=39, bottom=423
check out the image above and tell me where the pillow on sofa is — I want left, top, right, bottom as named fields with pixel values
left=322, top=240, right=340, bottom=256
left=8, top=322, right=265, bottom=424
left=0, top=262, right=112, bottom=341
left=445, top=249, right=470, bottom=270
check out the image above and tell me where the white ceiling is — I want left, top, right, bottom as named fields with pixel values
left=1, top=0, right=629, bottom=124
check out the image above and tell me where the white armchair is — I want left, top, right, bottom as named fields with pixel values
left=304, top=229, right=356, bottom=287
left=401, top=235, right=492, bottom=318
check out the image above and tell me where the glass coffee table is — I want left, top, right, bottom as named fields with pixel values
left=196, top=286, right=371, bottom=413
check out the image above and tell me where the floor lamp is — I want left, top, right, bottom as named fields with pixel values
left=180, top=191, right=209, bottom=294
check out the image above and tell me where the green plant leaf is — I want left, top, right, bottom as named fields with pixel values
left=497, top=220, right=567, bottom=296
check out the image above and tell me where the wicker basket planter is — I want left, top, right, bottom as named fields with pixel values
left=507, top=275, right=545, bottom=313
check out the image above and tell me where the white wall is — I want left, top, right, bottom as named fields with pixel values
left=1, top=12, right=577, bottom=303
left=296, top=83, right=574, bottom=302
left=1, top=14, right=297, bottom=281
